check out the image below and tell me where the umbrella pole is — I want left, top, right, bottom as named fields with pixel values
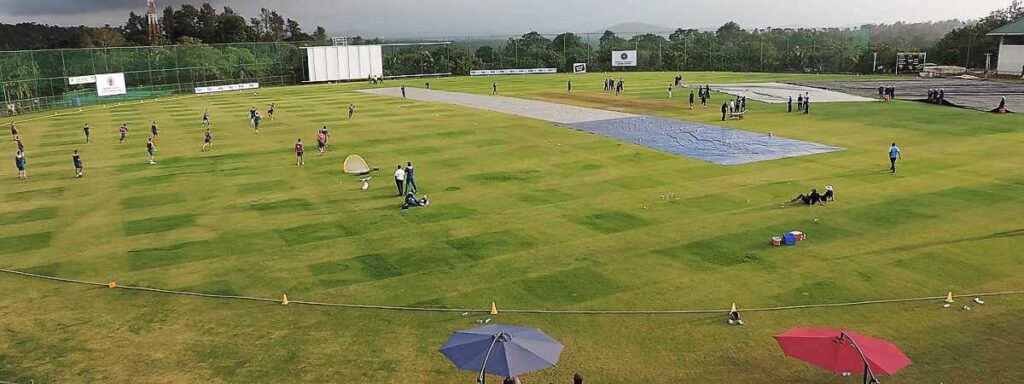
left=840, top=332, right=879, bottom=384
left=477, top=332, right=504, bottom=384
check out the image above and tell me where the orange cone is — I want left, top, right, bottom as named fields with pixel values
left=490, top=301, right=499, bottom=315
left=108, top=281, right=117, bottom=289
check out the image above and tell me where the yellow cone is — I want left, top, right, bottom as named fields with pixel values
left=108, top=281, right=117, bottom=289
left=944, top=291, right=954, bottom=303
left=730, top=302, right=738, bottom=312
left=282, top=294, right=289, bottom=305
left=490, top=301, right=499, bottom=315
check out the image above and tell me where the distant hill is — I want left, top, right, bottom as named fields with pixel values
left=598, top=22, right=673, bottom=33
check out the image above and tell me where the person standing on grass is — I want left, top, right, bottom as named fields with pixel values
left=294, top=138, right=305, bottom=166
left=72, top=150, right=83, bottom=178
left=202, top=128, right=213, bottom=151
left=788, top=96, right=793, bottom=113
left=700, top=88, right=708, bottom=108
left=317, top=130, right=327, bottom=156
left=348, top=103, right=356, bottom=119
left=9, top=122, right=18, bottom=140
left=394, top=165, right=406, bottom=196
left=803, top=95, right=811, bottom=115
left=797, top=94, right=804, bottom=111
left=150, top=121, right=159, bottom=140
left=404, top=161, right=418, bottom=194
left=118, top=124, right=129, bottom=144
left=401, top=85, right=407, bottom=98
left=249, top=106, right=257, bottom=127
left=146, top=137, right=156, bottom=165
left=14, top=135, right=25, bottom=154
left=721, top=101, right=728, bottom=121
left=492, top=82, right=498, bottom=95
left=15, top=150, right=27, bottom=179
left=567, top=79, right=572, bottom=94
left=667, top=84, right=673, bottom=98
left=888, top=142, right=901, bottom=174
left=267, top=102, right=276, bottom=120
left=83, top=123, right=91, bottom=143
left=253, top=112, right=262, bottom=134
left=319, top=125, right=330, bottom=147
left=688, top=89, right=695, bottom=109
left=202, top=109, right=211, bottom=127
left=425, top=82, right=430, bottom=89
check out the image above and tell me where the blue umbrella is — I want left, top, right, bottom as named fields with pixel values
left=440, top=324, right=563, bottom=382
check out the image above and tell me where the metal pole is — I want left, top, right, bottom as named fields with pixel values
left=840, top=332, right=878, bottom=384
left=477, top=333, right=505, bottom=384
left=683, top=35, right=688, bottom=70
left=872, top=52, right=877, bottom=73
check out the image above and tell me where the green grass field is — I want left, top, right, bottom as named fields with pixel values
left=1, top=71, right=1022, bottom=383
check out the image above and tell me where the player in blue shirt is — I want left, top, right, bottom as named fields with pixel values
left=253, top=112, right=262, bottom=134
left=14, top=150, right=26, bottom=179
left=889, top=143, right=902, bottom=174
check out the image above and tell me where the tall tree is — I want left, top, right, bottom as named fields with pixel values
left=285, top=19, right=311, bottom=41
left=123, top=12, right=149, bottom=46
left=216, top=7, right=249, bottom=43
left=160, top=6, right=176, bottom=42
left=313, top=26, right=327, bottom=43
left=197, top=3, right=219, bottom=43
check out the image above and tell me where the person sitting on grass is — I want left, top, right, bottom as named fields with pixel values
left=401, top=192, right=429, bottom=210
left=789, top=188, right=823, bottom=206
left=822, top=186, right=835, bottom=203
left=728, top=309, right=744, bottom=325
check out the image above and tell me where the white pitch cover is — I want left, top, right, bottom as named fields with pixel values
left=612, top=50, right=638, bottom=67
left=95, top=73, right=127, bottom=96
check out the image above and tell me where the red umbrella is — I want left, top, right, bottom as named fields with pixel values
left=775, top=328, right=911, bottom=383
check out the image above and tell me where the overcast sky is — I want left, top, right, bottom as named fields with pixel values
left=0, top=0, right=1012, bottom=37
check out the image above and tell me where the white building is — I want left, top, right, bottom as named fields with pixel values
left=989, top=17, right=1024, bottom=76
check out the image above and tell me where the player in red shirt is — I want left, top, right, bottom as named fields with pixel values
left=202, top=128, right=213, bottom=151
left=294, top=138, right=305, bottom=166
left=317, top=131, right=327, bottom=155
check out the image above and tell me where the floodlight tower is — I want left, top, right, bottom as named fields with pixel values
left=146, top=0, right=161, bottom=43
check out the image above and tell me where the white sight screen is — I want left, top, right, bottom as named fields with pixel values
left=306, top=45, right=384, bottom=82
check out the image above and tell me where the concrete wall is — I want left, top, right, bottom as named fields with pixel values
left=997, top=39, right=1024, bottom=76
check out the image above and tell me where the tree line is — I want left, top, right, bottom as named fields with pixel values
left=1, top=1, right=1022, bottom=106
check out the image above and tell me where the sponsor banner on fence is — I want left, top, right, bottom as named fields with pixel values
left=573, top=63, right=587, bottom=74
left=95, top=73, right=127, bottom=97
left=612, top=50, right=637, bottom=67
left=195, top=82, right=260, bottom=94
left=469, top=68, right=557, bottom=76
left=68, top=75, right=96, bottom=85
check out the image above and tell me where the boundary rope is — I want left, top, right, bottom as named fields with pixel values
left=3, top=267, right=1023, bottom=315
